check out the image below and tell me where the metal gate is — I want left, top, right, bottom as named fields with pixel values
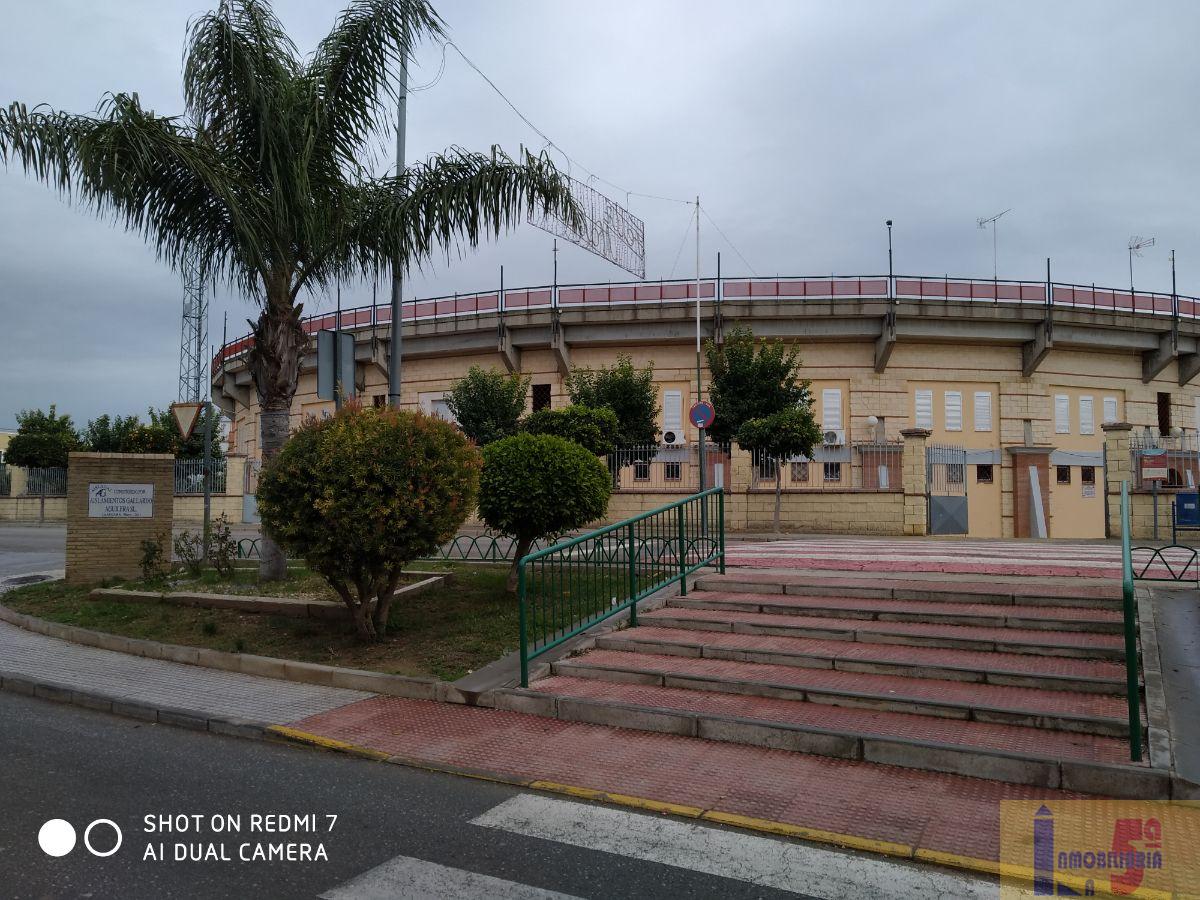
left=927, top=443, right=968, bottom=535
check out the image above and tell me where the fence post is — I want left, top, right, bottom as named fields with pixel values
left=627, top=521, right=638, bottom=627
left=900, top=428, right=931, bottom=536
left=718, top=489, right=726, bottom=574
left=518, top=560, right=529, bottom=688
left=1120, top=482, right=1142, bottom=762
left=676, top=502, right=688, bottom=595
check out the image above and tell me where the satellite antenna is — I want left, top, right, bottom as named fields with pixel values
left=1128, top=236, right=1156, bottom=296
left=976, top=209, right=1012, bottom=280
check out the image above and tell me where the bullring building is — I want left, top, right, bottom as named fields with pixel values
left=212, top=273, right=1200, bottom=539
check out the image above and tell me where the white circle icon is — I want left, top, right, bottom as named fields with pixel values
left=38, top=819, right=76, bottom=857
left=84, top=819, right=122, bottom=857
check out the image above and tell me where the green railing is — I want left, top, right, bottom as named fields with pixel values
left=1119, top=482, right=1143, bottom=762
left=517, top=487, right=725, bottom=687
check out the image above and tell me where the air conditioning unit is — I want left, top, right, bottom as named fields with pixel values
left=662, top=430, right=685, bottom=446
left=822, top=428, right=846, bottom=446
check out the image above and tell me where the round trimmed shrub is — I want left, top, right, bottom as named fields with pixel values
left=256, top=406, right=481, bottom=640
left=519, top=404, right=619, bottom=456
left=478, top=433, right=612, bottom=591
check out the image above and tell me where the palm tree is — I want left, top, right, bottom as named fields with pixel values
left=0, top=0, right=578, bottom=578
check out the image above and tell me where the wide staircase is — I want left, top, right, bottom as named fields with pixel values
left=500, top=570, right=1167, bottom=798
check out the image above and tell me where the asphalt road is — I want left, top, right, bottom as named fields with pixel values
left=0, top=693, right=823, bottom=900
left=0, top=524, right=64, bottom=579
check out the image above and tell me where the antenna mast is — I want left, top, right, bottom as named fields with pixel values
left=976, top=209, right=1012, bottom=281
left=177, top=261, right=207, bottom=403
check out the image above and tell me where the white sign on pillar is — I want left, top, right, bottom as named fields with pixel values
left=88, top=483, right=155, bottom=519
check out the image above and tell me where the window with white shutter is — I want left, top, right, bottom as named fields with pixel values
left=944, top=391, right=963, bottom=431
left=821, top=388, right=842, bottom=431
left=662, top=390, right=682, bottom=435
left=973, top=392, right=992, bottom=432
left=1079, top=396, right=1095, bottom=435
left=1103, top=396, right=1119, bottom=424
left=1054, top=394, right=1070, bottom=434
left=915, top=389, right=933, bottom=429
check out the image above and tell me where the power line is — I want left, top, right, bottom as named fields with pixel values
left=701, top=206, right=757, bottom=276
left=667, top=205, right=698, bottom=279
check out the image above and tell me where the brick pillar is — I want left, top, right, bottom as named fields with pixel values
left=225, top=454, right=247, bottom=498
left=66, top=453, right=175, bottom=584
left=1102, top=421, right=1133, bottom=538
left=9, top=466, right=28, bottom=495
left=900, top=428, right=930, bottom=536
left=726, top=446, right=752, bottom=531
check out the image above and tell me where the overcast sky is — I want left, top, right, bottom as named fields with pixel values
left=2, top=1, right=1197, bottom=429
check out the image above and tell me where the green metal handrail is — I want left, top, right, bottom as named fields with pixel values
left=1119, top=481, right=1143, bottom=762
left=517, top=487, right=725, bottom=687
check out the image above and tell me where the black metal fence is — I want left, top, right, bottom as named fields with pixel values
left=1129, top=432, right=1200, bottom=490
left=174, top=459, right=228, bottom=494
left=606, top=442, right=733, bottom=493
left=749, top=441, right=903, bottom=491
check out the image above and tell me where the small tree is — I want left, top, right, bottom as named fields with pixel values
left=705, top=327, right=811, bottom=445
left=82, top=414, right=141, bottom=452
left=737, top=408, right=821, bottom=532
left=145, top=405, right=225, bottom=460
left=566, top=354, right=658, bottom=447
left=479, top=433, right=612, bottom=592
left=256, top=405, right=481, bottom=640
left=445, top=366, right=530, bottom=446
left=520, top=404, right=619, bottom=456
left=6, top=406, right=80, bottom=468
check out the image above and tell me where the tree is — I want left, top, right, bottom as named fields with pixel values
left=566, top=355, right=658, bottom=447
left=705, top=326, right=812, bottom=444
left=256, top=405, right=480, bottom=640
left=81, top=414, right=141, bottom=452
left=736, top=408, right=821, bottom=532
left=520, top=404, right=618, bottom=456
left=5, top=406, right=80, bottom=468
left=445, top=366, right=529, bottom=446
left=145, top=405, right=225, bottom=460
left=478, top=433, right=611, bottom=592
left=0, top=0, right=577, bottom=580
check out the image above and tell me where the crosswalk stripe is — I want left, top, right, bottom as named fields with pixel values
left=472, top=793, right=1031, bottom=899
left=319, top=853, right=582, bottom=900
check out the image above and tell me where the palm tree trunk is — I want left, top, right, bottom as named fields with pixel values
left=249, top=280, right=306, bottom=581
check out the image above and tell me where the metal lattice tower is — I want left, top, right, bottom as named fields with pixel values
left=177, top=262, right=207, bottom=403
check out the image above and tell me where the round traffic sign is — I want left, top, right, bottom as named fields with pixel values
left=689, top=400, right=715, bottom=430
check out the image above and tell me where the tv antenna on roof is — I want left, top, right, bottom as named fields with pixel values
left=976, top=209, right=1012, bottom=280
left=1128, top=236, right=1156, bottom=296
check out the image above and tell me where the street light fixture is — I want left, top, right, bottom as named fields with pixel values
left=1128, top=235, right=1156, bottom=298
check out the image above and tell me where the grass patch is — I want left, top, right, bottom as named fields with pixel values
left=4, top=563, right=519, bottom=681
left=112, top=567, right=425, bottom=603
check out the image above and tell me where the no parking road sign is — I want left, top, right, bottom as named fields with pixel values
left=689, top=401, right=715, bottom=430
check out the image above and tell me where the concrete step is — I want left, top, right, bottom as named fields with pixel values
left=672, top=591, right=1123, bottom=633
left=494, top=676, right=1164, bottom=798
left=596, top=626, right=1126, bottom=694
left=640, top=607, right=1126, bottom=659
left=692, top=572, right=1123, bottom=610
left=551, top=649, right=1130, bottom=736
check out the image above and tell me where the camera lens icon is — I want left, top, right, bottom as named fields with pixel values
left=39, top=819, right=122, bottom=858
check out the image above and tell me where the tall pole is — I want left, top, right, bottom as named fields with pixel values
left=992, top=220, right=998, bottom=280
left=886, top=220, right=894, bottom=299
left=202, top=343, right=213, bottom=562
left=387, top=49, right=409, bottom=408
left=334, top=280, right=343, bottom=411
left=1171, top=250, right=1178, bottom=318
left=695, top=197, right=706, bottom=494
left=1129, top=246, right=1135, bottom=297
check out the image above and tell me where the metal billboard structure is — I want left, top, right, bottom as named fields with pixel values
left=529, top=175, right=646, bottom=279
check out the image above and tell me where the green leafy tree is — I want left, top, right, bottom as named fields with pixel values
left=520, top=404, right=618, bottom=456
left=705, top=326, right=812, bottom=444
left=736, top=408, right=821, bottom=532
left=445, top=366, right=529, bottom=446
left=0, top=0, right=577, bottom=580
left=5, top=406, right=80, bottom=468
left=256, top=405, right=481, bottom=640
left=144, top=405, right=225, bottom=460
left=478, top=433, right=612, bottom=592
left=81, top=414, right=141, bottom=452
left=566, top=355, right=658, bottom=447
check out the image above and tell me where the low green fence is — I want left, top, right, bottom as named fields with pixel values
left=1119, top=482, right=1143, bottom=762
left=517, top=487, right=725, bottom=687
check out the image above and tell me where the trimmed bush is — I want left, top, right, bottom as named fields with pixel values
left=520, top=404, right=619, bottom=456
left=479, top=433, right=612, bottom=591
left=256, top=406, right=481, bottom=640
left=445, top=366, right=530, bottom=446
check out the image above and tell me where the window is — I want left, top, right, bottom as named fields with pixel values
left=664, top=461, right=682, bottom=481
left=757, top=455, right=777, bottom=480
left=1158, top=392, right=1172, bottom=436
left=947, top=463, right=964, bottom=484
left=532, top=383, right=552, bottom=412
left=976, top=464, right=994, bottom=484
left=915, top=389, right=933, bottom=429
left=1054, top=394, right=1070, bottom=434
left=1103, top=396, right=1119, bottom=424
left=662, top=389, right=683, bottom=439
left=633, top=459, right=650, bottom=481
left=372, top=394, right=386, bottom=408
left=974, top=392, right=992, bottom=432
left=790, top=461, right=809, bottom=482
left=823, top=462, right=842, bottom=482
left=1079, top=396, right=1095, bottom=435
left=1057, top=465, right=1072, bottom=485
left=822, top=388, right=843, bottom=431
left=944, top=391, right=963, bottom=432
left=1081, top=466, right=1096, bottom=485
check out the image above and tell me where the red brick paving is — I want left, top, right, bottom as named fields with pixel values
left=565, top=649, right=1128, bottom=720
left=288, top=694, right=1092, bottom=863
left=708, top=571, right=1123, bottom=599
left=529, top=675, right=1136, bottom=764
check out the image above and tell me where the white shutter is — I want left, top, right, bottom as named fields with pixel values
left=1079, top=396, right=1095, bottom=435
left=1103, top=396, right=1119, bottom=424
left=915, top=389, right=933, bottom=429
left=662, top=390, right=682, bottom=433
left=821, top=388, right=843, bottom=431
left=973, top=391, right=992, bottom=432
left=944, top=391, right=963, bottom=432
left=1054, top=394, right=1070, bottom=434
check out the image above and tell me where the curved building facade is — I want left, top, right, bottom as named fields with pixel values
left=212, top=274, right=1200, bottom=539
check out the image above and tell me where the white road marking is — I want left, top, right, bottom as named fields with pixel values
left=319, top=853, right=581, bottom=900
left=472, top=793, right=1032, bottom=899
